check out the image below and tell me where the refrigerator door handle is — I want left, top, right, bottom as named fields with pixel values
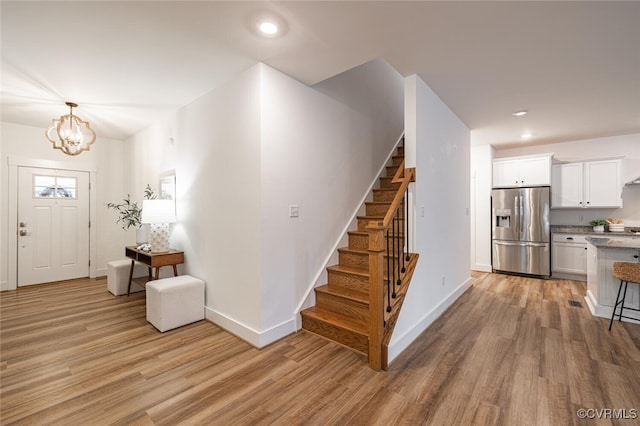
left=514, top=195, right=519, bottom=235
left=494, top=241, right=548, bottom=248
left=519, top=194, right=524, bottom=239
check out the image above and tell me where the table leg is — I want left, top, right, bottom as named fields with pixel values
left=127, top=260, right=135, bottom=296
left=155, top=267, right=160, bottom=280
left=148, top=267, right=152, bottom=280
left=173, top=265, right=178, bottom=276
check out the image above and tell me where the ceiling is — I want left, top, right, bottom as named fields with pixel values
left=2, top=1, right=639, bottom=148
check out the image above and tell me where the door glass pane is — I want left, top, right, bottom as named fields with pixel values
left=57, top=176, right=76, bottom=198
left=34, top=175, right=56, bottom=197
left=33, top=175, right=77, bottom=199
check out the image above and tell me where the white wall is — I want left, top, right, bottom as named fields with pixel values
left=1, top=122, right=127, bottom=290
left=259, top=60, right=403, bottom=342
left=389, top=75, right=471, bottom=362
left=125, top=66, right=263, bottom=340
left=495, top=133, right=640, bottom=226
left=124, top=60, right=404, bottom=347
left=470, top=143, right=494, bottom=271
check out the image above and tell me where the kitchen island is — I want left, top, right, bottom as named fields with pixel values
left=585, top=236, right=640, bottom=323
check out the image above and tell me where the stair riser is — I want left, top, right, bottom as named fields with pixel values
left=339, top=251, right=404, bottom=273
left=301, top=315, right=368, bottom=354
left=379, top=177, right=401, bottom=190
left=396, top=146, right=404, bottom=156
left=373, top=190, right=398, bottom=202
left=339, top=251, right=368, bottom=269
left=357, top=218, right=406, bottom=232
left=365, top=203, right=392, bottom=216
left=328, top=270, right=369, bottom=293
left=315, top=291, right=369, bottom=323
left=391, top=156, right=403, bottom=166
left=348, top=233, right=368, bottom=249
left=386, top=165, right=400, bottom=176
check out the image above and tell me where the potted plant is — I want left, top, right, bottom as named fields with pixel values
left=590, top=219, right=607, bottom=233
left=107, top=185, right=156, bottom=244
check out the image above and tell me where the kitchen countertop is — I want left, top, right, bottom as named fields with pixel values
left=585, top=236, right=640, bottom=250
left=551, top=225, right=640, bottom=237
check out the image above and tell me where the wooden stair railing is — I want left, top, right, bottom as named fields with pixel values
left=300, top=143, right=418, bottom=371
left=367, top=162, right=416, bottom=370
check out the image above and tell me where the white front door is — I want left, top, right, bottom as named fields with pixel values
left=17, top=167, right=90, bottom=286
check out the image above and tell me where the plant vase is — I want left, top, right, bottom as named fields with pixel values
left=592, top=225, right=604, bottom=233
left=136, top=227, right=148, bottom=245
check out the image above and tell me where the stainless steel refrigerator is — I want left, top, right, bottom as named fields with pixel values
left=492, top=186, right=550, bottom=277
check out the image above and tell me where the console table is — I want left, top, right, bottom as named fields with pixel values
left=125, top=246, right=185, bottom=296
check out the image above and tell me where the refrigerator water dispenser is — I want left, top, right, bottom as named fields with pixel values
left=495, top=209, right=511, bottom=228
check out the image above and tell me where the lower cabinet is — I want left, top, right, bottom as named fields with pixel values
left=551, top=234, right=587, bottom=279
left=586, top=244, right=640, bottom=322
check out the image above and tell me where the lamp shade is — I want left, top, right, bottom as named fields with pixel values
left=141, top=200, right=176, bottom=224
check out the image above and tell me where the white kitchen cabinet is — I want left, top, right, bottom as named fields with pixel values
left=493, top=155, right=551, bottom=188
left=552, top=234, right=587, bottom=279
left=551, top=159, right=622, bottom=208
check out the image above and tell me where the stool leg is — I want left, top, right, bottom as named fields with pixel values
left=618, top=281, right=629, bottom=323
left=609, top=279, right=625, bottom=331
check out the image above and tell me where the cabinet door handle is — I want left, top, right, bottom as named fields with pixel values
left=634, top=255, right=639, bottom=259
left=566, top=237, right=574, bottom=240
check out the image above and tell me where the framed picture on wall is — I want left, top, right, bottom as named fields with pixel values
left=159, top=171, right=175, bottom=201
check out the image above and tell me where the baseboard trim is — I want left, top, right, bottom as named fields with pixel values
left=585, top=290, right=640, bottom=323
left=472, top=264, right=492, bottom=273
left=0, top=280, right=8, bottom=292
left=205, top=307, right=296, bottom=348
left=387, top=277, right=472, bottom=363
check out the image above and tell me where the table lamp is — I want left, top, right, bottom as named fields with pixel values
left=141, top=200, right=176, bottom=252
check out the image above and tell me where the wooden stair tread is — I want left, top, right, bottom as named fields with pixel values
left=357, top=215, right=384, bottom=221
left=315, top=284, right=368, bottom=304
left=338, top=246, right=368, bottom=255
left=327, top=264, right=369, bottom=276
left=301, top=306, right=367, bottom=335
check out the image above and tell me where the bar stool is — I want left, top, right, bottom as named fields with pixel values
left=608, top=262, right=640, bottom=330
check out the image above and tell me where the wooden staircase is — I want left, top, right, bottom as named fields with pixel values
left=301, top=144, right=418, bottom=370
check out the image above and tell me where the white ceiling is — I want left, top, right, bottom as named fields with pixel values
left=2, top=1, right=639, bottom=148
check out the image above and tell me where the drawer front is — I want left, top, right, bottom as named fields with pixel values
left=552, top=234, right=588, bottom=244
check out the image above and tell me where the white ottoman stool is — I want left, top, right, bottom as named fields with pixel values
left=107, top=259, right=149, bottom=296
left=146, top=275, right=205, bottom=332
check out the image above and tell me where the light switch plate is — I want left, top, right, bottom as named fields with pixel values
left=289, top=205, right=299, bottom=218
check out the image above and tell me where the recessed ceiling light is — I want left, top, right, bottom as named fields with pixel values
left=250, top=12, right=287, bottom=38
left=512, top=110, right=528, bottom=117
left=258, top=21, right=278, bottom=35
left=521, top=132, right=533, bottom=140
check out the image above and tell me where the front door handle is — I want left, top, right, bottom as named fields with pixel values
left=19, top=229, right=27, bottom=236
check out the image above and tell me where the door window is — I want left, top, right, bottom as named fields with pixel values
left=33, top=175, right=77, bottom=198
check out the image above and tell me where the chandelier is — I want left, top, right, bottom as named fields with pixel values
left=45, top=102, right=96, bottom=156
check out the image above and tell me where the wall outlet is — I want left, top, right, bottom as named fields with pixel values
left=289, top=205, right=299, bottom=218
left=441, top=276, right=446, bottom=286
left=421, top=206, right=425, bottom=217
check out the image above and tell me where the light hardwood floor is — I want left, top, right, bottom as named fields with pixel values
left=1, top=273, right=639, bottom=425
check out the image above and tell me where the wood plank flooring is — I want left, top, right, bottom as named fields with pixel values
left=1, top=273, right=639, bottom=425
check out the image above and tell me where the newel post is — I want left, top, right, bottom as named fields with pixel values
left=366, top=220, right=386, bottom=371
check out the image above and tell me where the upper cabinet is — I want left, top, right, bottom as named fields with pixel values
left=492, top=154, right=552, bottom=188
left=551, top=159, right=622, bottom=208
